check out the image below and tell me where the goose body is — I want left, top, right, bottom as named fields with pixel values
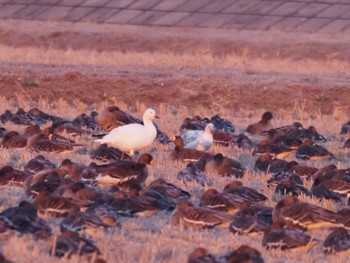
left=96, top=108, right=159, bottom=156
left=182, top=123, right=214, bottom=151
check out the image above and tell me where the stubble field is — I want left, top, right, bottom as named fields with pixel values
left=0, top=19, right=349, bottom=263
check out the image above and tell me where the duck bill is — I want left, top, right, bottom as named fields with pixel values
left=155, top=114, right=160, bottom=119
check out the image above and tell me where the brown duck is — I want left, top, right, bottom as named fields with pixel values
left=199, top=188, right=246, bottom=213
left=202, top=153, right=245, bottom=178
left=147, top=178, right=191, bottom=203
left=171, top=200, right=234, bottom=229
left=223, top=181, right=268, bottom=204
left=245, top=111, right=273, bottom=135
left=90, top=143, right=131, bottom=162
left=262, top=221, right=317, bottom=251
left=170, top=136, right=210, bottom=162
left=51, top=230, right=100, bottom=258
left=0, top=166, right=28, bottom=187
left=93, top=153, right=153, bottom=188
left=323, top=227, right=350, bottom=254
left=296, top=139, right=335, bottom=160
left=273, top=196, right=342, bottom=230
left=254, top=154, right=290, bottom=174
left=229, top=205, right=272, bottom=235
left=24, top=155, right=56, bottom=175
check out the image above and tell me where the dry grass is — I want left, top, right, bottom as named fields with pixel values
left=0, top=44, right=348, bottom=77
left=0, top=95, right=349, bottom=263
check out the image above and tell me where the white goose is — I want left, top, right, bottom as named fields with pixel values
left=95, top=108, right=159, bottom=158
left=182, top=123, right=214, bottom=151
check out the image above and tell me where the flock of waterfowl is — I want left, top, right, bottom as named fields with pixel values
left=0, top=105, right=349, bottom=262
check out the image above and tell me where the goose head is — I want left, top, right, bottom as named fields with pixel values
left=143, top=108, right=160, bottom=121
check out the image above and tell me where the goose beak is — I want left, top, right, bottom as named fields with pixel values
left=155, top=114, right=160, bottom=119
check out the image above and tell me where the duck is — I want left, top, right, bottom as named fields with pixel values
left=344, top=138, right=350, bottom=148
left=170, top=136, right=210, bottom=162
left=267, top=171, right=304, bottom=189
left=33, top=192, right=83, bottom=217
left=54, top=181, right=101, bottom=203
left=179, top=116, right=208, bottom=133
left=210, top=115, right=235, bottom=133
left=0, top=200, right=52, bottom=239
left=0, top=166, right=28, bottom=187
left=24, top=155, right=56, bottom=175
left=51, top=230, right=100, bottom=258
left=253, top=140, right=296, bottom=159
left=72, top=111, right=99, bottom=130
left=273, top=195, right=341, bottom=230
left=311, top=164, right=339, bottom=181
left=97, top=106, right=141, bottom=131
left=245, top=111, right=273, bottom=135
left=199, top=188, right=247, bottom=213
left=225, top=245, right=264, bottom=263
left=270, top=133, right=303, bottom=149
left=171, top=200, right=234, bottom=229
left=59, top=159, right=95, bottom=180
left=0, top=253, right=12, bottom=263
left=273, top=177, right=311, bottom=200
left=254, top=154, right=290, bottom=174
left=288, top=125, right=327, bottom=142
left=27, top=133, right=77, bottom=153
left=180, top=116, right=237, bottom=147
left=6, top=108, right=37, bottom=125
left=286, top=161, right=318, bottom=179
left=323, top=227, right=350, bottom=254
left=90, top=143, right=131, bottom=162
left=202, top=153, right=245, bottom=178
left=206, top=130, right=236, bottom=147
left=147, top=178, right=191, bottom=203
left=176, top=162, right=209, bottom=187
left=261, top=122, right=304, bottom=138
left=27, top=107, right=63, bottom=124
left=182, top=123, right=214, bottom=151
left=107, top=190, right=175, bottom=217
left=296, top=139, right=335, bottom=160
left=96, top=108, right=159, bottom=158
left=231, top=133, right=255, bottom=149
left=85, top=202, right=120, bottom=228
left=311, top=182, right=342, bottom=203
left=46, top=120, right=92, bottom=137
left=0, top=127, right=6, bottom=138
left=341, top=121, right=350, bottom=135
left=0, top=110, right=13, bottom=124
left=229, top=205, right=273, bottom=235
left=336, top=209, right=350, bottom=230
left=262, top=222, right=317, bottom=251
left=223, top=181, right=268, bottom=204
left=25, top=169, right=68, bottom=197
left=60, top=211, right=111, bottom=235
left=187, top=247, right=221, bottom=263
left=1, top=131, right=28, bottom=149
left=311, top=173, right=350, bottom=204
left=93, top=153, right=153, bottom=188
